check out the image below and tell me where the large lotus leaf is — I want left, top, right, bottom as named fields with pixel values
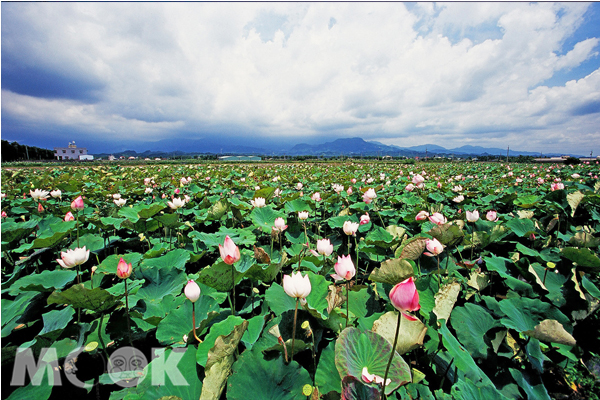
left=139, top=248, right=189, bottom=271
left=439, top=321, right=501, bottom=391
left=5, top=367, right=53, bottom=400
left=71, top=233, right=106, bottom=253
left=197, top=261, right=244, bottom=292
left=154, top=213, right=181, bottom=228
left=528, top=263, right=567, bottom=306
left=136, top=203, right=166, bottom=219
left=427, top=224, right=464, bottom=247
left=498, top=296, right=570, bottom=333
left=15, top=220, right=76, bottom=253
left=100, top=216, right=126, bottom=230
left=451, top=377, right=510, bottom=400
left=253, top=186, right=276, bottom=201
left=567, top=190, right=585, bottom=217
left=245, top=260, right=282, bottom=283
left=569, top=232, right=600, bottom=248
left=8, top=270, right=77, bottom=296
left=372, top=311, right=427, bottom=355
left=197, top=315, right=246, bottom=367
left=1, top=292, right=38, bottom=338
left=47, top=284, right=122, bottom=313
left=39, top=306, right=75, bottom=339
left=398, top=237, right=428, bottom=260
left=341, top=376, right=381, bottom=400
left=130, top=268, right=187, bottom=318
left=284, top=198, right=311, bottom=214
left=190, top=227, right=256, bottom=250
left=121, top=347, right=202, bottom=400
left=365, top=226, right=395, bottom=247
left=505, top=218, right=536, bottom=237
left=450, top=304, right=501, bottom=359
left=250, top=206, right=284, bottom=233
left=509, top=368, right=551, bottom=400
left=581, top=275, right=600, bottom=298
left=433, top=281, right=461, bottom=324
left=240, top=314, right=266, bottom=350
left=118, top=206, right=140, bottom=223
left=200, top=320, right=249, bottom=400
left=369, top=258, right=414, bottom=286
left=513, top=195, right=541, bottom=208
left=523, top=319, right=576, bottom=346
left=0, top=218, right=39, bottom=244
left=207, top=199, right=229, bottom=221
left=561, top=247, right=600, bottom=270
left=315, top=340, right=342, bottom=394
left=156, top=295, right=220, bottom=346
left=227, top=349, right=311, bottom=400
left=335, top=327, right=411, bottom=396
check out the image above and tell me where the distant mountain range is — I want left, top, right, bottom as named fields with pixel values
left=93, top=137, right=573, bottom=159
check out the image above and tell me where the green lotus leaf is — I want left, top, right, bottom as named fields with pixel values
left=47, top=284, right=122, bottom=313
left=227, top=349, right=311, bottom=400
left=335, top=327, right=411, bottom=396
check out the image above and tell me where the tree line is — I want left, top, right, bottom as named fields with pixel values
left=1, top=140, right=54, bottom=162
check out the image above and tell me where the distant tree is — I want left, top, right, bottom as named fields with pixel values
left=1, top=140, right=54, bottom=162
left=564, top=157, right=580, bottom=165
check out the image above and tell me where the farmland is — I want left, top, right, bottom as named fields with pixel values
left=1, top=160, right=599, bottom=400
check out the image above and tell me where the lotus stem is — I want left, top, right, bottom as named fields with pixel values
left=124, top=279, right=133, bottom=347
left=381, top=311, right=402, bottom=399
left=97, top=313, right=110, bottom=370
left=231, top=264, right=236, bottom=316
left=436, top=255, right=441, bottom=284
left=346, top=281, right=350, bottom=328
left=76, top=210, right=80, bottom=248
left=291, top=298, right=299, bottom=362
left=192, top=302, right=202, bottom=343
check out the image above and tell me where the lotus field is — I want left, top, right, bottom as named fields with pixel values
left=1, top=160, right=600, bottom=400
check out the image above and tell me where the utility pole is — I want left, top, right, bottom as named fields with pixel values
left=425, top=147, right=428, bottom=160
left=25, top=145, right=30, bottom=160
left=506, top=146, right=509, bottom=163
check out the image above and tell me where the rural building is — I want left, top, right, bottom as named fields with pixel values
left=54, top=141, right=88, bottom=160
left=79, top=155, right=94, bottom=161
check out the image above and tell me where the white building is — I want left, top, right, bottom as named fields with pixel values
left=54, top=141, right=88, bottom=160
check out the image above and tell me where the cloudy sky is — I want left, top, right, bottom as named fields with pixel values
left=2, top=2, right=599, bottom=155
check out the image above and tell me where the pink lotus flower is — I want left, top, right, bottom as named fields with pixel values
left=351, top=178, right=357, bottom=184
left=71, top=196, right=84, bottom=211
left=332, top=255, right=356, bottom=281
left=273, top=217, right=288, bottom=233
left=347, top=187, right=353, bottom=195
left=251, top=197, right=266, bottom=208
left=424, top=238, right=444, bottom=257
left=415, top=211, right=429, bottom=221
left=405, top=183, right=415, bottom=192
left=486, top=211, right=498, bottom=222
left=332, top=184, right=344, bottom=193
left=412, top=174, right=425, bottom=186
left=298, top=211, right=309, bottom=220
left=343, top=220, right=359, bottom=236
left=64, top=212, right=75, bottom=221
left=50, top=190, right=61, bottom=198
left=37, top=202, right=44, bottom=213
left=184, top=280, right=201, bottom=302
left=283, top=271, right=312, bottom=299
left=316, top=238, right=334, bottom=256
left=168, top=197, right=185, bottom=209
left=311, top=192, right=321, bottom=202
left=219, top=235, right=240, bottom=265
left=362, top=367, right=391, bottom=386
left=56, top=247, right=90, bottom=269
left=174, top=188, right=180, bottom=194
left=360, top=213, right=370, bottom=225
left=116, top=258, right=132, bottom=279
left=429, top=213, right=447, bottom=225
left=437, top=182, right=442, bottom=189
left=363, top=188, right=376, bottom=204
left=296, top=182, right=303, bottom=190
left=389, top=277, right=420, bottom=321
left=551, top=182, right=564, bottom=191
left=1, top=211, right=7, bottom=218
left=30, top=189, right=50, bottom=201
left=466, top=210, right=479, bottom=223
